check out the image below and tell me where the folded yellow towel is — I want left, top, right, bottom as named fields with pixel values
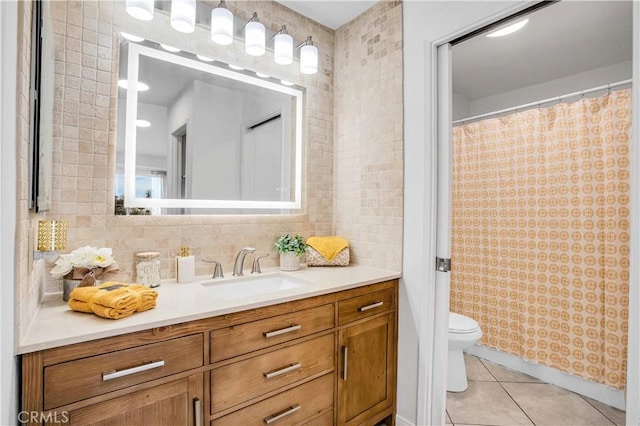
left=127, top=284, right=159, bottom=312
left=90, top=283, right=139, bottom=311
left=89, top=303, right=136, bottom=320
left=67, top=298, right=92, bottom=314
left=69, top=286, right=100, bottom=303
left=67, top=281, right=159, bottom=319
left=306, top=236, right=349, bottom=261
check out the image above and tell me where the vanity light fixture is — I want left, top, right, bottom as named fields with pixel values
left=171, top=0, right=197, bottom=33
left=126, top=0, right=154, bottom=21
left=255, top=72, right=269, bottom=78
left=126, top=1, right=321, bottom=76
left=298, top=36, right=318, bottom=75
left=160, top=44, right=181, bottom=52
left=280, top=79, right=294, bottom=86
left=245, top=12, right=265, bottom=56
left=487, top=18, right=529, bottom=38
left=121, top=32, right=145, bottom=42
left=273, top=25, right=293, bottom=65
left=229, top=64, right=244, bottom=70
left=136, top=119, right=151, bottom=128
left=117, top=80, right=150, bottom=91
left=211, top=0, right=234, bottom=45
left=197, top=54, right=214, bottom=62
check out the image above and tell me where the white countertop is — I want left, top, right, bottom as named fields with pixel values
left=18, top=265, right=401, bottom=354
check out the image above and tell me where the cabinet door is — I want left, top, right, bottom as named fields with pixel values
left=66, top=375, right=203, bottom=426
left=337, top=313, right=395, bottom=426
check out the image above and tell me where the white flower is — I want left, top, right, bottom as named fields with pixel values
left=50, top=255, right=74, bottom=278
left=50, top=246, right=116, bottom=278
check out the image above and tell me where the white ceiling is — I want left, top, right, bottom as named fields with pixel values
left=453, top=1, right=632, bottom=101
left=275, top=0, right=379, bottom=30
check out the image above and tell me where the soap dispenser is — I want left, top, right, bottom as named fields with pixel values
left=176, top=246, right=195, bottom=283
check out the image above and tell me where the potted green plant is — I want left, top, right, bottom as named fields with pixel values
left=273, top=234, right=307, bottom=271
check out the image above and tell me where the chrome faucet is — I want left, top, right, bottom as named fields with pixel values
left=202, top=259, right=224, bottom=279
left=233, top=247, right=256, bottom=276
left=251, top=254, right=270, bottom=274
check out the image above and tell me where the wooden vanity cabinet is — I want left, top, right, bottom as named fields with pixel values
left=337, top=288, right=397, bottom=426
left=21, top=279, right=398, bottom=426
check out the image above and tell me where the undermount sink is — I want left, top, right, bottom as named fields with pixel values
left=200, top=274, right=308, bottom=300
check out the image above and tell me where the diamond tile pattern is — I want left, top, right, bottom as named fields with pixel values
left=446, top=354, right=626, bottom=426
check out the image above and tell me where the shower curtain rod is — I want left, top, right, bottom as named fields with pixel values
left=452, top=79, right=632, bottom=126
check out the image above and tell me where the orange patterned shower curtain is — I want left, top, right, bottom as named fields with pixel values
left=450, top=88, right=631, bottom=389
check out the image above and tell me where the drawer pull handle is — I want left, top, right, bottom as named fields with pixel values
left=358, top=301, right=384, bottom=312
left=263, top=404, right=301, bottom=424
left=263, top=324, right=301, bottom=338
left=102, top=360, right=165, bottom=381
left=342, top=346, right=348, bottom=380
left=264, top=362, right=302, bottom=379
left=194, top=397, right=201, bottom=426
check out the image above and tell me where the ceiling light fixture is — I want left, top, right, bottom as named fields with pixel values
left=245, top=12, right=265, bottom=56
left=211, top=0, right=233, bottom=46
left=160, top=44, right=181, bottom=52
left=487, top=18, right=529, bottom=38
left=298, top=36, right=318, bottom=75
left=118, top=80, right=150, bottom=91
left=126, top=0, right=154, bottom=21
left=136, top=119, right=151, bottom=128
left=171, top=0, right=196, bottom=33
left=273, top=25, right=293, bottom=65
left=120, top=32, right=145, bottom=42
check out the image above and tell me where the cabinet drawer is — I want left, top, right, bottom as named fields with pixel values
left=213, top=374, right=333, bottom=426
left=44, top=334, right=203, bottom=409
left=210, top=304, right=334, bottom=363
left=211, top=334, right=334, bottom=414
left=338, top=288, right=394, bottom=325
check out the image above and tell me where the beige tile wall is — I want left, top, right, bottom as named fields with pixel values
left=334, top=1, right=403, bottom=270
left=14, top=0, right=403, bottom=338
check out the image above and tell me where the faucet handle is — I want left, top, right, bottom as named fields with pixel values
left=242, top=247, right=256, bottom=253
left=202, top=259, right=224, bottom=279
left=251, top=254, right=270, bottom=274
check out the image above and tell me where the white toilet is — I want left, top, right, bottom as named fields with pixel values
left=447, top=312, right=482, bottom=392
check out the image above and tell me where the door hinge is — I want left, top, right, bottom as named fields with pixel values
left=436, top=257, right=451, bottom=273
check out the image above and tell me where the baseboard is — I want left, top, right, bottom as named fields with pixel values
left=395, top=414, right=415, bottom=426
left=465, top=345, right=626, bottom=410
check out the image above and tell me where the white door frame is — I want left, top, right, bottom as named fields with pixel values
left=421, top=3, right=640, bottom=425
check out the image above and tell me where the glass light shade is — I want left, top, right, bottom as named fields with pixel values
left=211, top=6, right=233, bottom=45
left=117, top=80, right=150, bottom=91
left=126, top=0, right=154, bottom=21
left=274, top=33, right=293, bottom=65
left=171, top=0, right=196, bottom=33
left=300, top=43, right=318, bottom=74
left=121, top=32, right=145, bottom=42
left=245, top=21, right=265, bottom=56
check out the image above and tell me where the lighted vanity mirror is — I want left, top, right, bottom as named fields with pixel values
left=115, top=40, right=303, bottom=215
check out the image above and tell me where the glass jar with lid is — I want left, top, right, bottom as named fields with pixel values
left=136, top=251, right=161, bottom=287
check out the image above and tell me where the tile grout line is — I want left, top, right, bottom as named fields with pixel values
left=478, top=356, right=538, bottom=426
left=577, top=394, right=618, bottom=426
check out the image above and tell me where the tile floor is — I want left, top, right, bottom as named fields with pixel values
left=446, top=354, right=626, bottom=426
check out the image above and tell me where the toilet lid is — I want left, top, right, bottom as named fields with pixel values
left=449, top=312, right=480, bottom=333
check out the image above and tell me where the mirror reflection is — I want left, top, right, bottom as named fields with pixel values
left=115, top=40, right=303, bottom=215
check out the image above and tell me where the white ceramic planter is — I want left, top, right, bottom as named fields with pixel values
left=279, top=252, right=301, bottom=271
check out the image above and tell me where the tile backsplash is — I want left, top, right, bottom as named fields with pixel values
left=15, top=0, right=403, bottom=338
